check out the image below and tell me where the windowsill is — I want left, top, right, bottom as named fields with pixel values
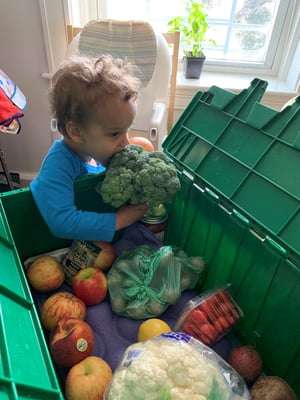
left=43, top=68, right=298, bottom=112
left=43, top=69, right=298, bottom=95
left=171, top=67, right=299, bottom=112
left=176, top=71, right=299, bottom=95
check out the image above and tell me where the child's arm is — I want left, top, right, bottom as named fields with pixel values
left=31, top=170, right=117, bottom=242
left=30, top=146, right=143, bottom=242
left=116, top=203, right=149, bottom=230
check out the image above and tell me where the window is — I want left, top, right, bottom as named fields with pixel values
left=65, top=0, right=299, bottom=80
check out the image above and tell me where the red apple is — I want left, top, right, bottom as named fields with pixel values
left=92, top=241, right=116, bottom=271
left=72, top=267, right=108, bottom=305
left=26, top=255, right=65, bottom=292
left=65, top=356, right=112, bottom=400
left=40, top=292, right=86, bottom=331
left=49, top=318, right=94, bottom=368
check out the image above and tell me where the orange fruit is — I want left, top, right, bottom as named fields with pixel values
left=137, top=318, right=171, bottom=341
left=129, top=136, right=155, bottom=151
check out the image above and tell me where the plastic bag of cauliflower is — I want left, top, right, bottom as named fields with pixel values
left=104, top=332, right=250, bottom=400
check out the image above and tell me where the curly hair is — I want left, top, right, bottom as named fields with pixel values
left=49, top=54, right=140, bottom=136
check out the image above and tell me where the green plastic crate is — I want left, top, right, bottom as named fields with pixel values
left=163, top=78, right=300, bottom=258
left=0, top=200, right=64, bottom=399
left=163, top=78, right=300, bottom=395
left=0, top=79, right=299, bottom=398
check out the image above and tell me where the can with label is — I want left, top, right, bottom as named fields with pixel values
left=140, top=214, right=168, bottom=242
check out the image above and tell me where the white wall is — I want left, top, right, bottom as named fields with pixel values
left=0, top=0, right=65, bottom=183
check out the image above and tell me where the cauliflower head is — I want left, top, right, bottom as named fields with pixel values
left=104, top=333, right=250, bottom=400
left=96, top=144, right=181, bottom=208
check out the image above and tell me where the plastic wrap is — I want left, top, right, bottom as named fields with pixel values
left=104, top=332, right=250, bottom=400
left=174, top=286, right=243, bottom=346
left=107, top=245, right=205, bottom=319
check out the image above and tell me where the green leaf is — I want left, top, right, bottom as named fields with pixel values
left=157, top=385, right=172, bottom=400
left=208, top=376, right=223, bottom=400
left=167, top=1, right=217, bottom=58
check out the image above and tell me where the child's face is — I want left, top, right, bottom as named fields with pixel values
left=76, top=94, right=137, bottom=165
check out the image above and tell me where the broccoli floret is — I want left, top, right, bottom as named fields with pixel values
left=135, top=156, right=180, bottom=206
left=99, top=172, right=135, bottom=207
left=96, top=145, right=180, bottom=208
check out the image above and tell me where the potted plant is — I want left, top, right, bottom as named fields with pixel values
left=167, top=1, right=215, bottom=79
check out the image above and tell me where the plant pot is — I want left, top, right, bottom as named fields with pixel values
left=183, top=56, right=205, bottom=79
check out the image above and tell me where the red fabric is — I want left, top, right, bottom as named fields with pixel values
left=0, top=87, right=23, bottom=125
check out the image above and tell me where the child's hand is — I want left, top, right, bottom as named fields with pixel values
left=115, top=203, right=149, bottom=230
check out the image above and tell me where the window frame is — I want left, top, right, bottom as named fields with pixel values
left=66, top=0, right=298, bottom=75
left=42, top=0, right=299, bottom=93
left=199, top=0, right=299, bottom=81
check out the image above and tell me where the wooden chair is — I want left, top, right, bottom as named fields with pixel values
left=281, top=95, right=299, bottom=110
left=162, top=31, right=180, bottom=132
left=66, top=24, right=179, bottom=133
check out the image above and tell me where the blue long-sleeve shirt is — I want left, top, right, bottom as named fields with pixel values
left=30, top=139, right=116, bottom=242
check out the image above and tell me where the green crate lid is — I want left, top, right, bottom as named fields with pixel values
left=163, top=78, right=300, bottom=260
left=0, top=203, right=64, bottom=399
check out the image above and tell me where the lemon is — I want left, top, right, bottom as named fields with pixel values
left=137, top=318, right=171, bottom=342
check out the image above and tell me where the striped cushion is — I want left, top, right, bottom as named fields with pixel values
left=78, top=19, right=157, bottom=84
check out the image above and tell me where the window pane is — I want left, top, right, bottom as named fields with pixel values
left=105, top=0, right=185, bottom=32
left=104, top=0, right=281, bottom=64
left=202, top=0, right=280, bottom=63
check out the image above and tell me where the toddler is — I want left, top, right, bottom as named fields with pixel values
left=30, top=55, right=148, bottom=242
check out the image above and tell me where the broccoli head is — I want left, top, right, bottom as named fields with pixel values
left=96, top=144, right=181, bottom=208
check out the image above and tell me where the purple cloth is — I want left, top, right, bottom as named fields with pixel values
left=113, top=222, right=163, bottom=256
left=33, top=284, right=197, bottom=382
left=32, top=226, right=233, bottom=383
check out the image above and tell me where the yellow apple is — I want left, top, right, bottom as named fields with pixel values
left=92, top=241, right=116, bottom=271
left=26, top=255, right=65, bottom=292
left=40, top=291, right=86, bottom=331
left=65, top=356, right=112, bottom=400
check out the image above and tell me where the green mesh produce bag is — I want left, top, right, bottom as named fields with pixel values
left=107, top=245, right=205, bottom=319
